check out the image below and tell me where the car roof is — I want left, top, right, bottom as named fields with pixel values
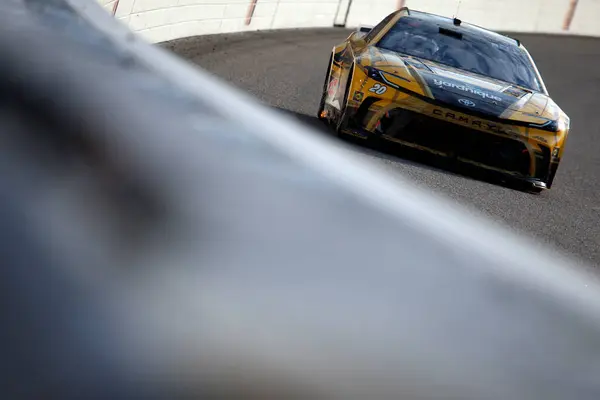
left=400, top=8, right=521, bottom=47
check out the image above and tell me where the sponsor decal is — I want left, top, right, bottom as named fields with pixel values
left=458, top=99, right=476, bottom=107
left=353, top=91, right=364, bottom=102
left=533, top=135, right=548, bottom=143
left=432, top=79, right=503, bottom=102
left=369, top=83, right=387, bottom=95
left=433, top=109, right=515, bottom=136
left=327, top=77, right=339, bottom=96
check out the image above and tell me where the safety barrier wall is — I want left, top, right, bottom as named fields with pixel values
left=98, top=0, right=342, bottom=43
left=345, top=0, right=600, bottom=36
left=98, top=0, right=600, bottom=43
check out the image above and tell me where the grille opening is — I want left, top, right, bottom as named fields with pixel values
left=379, top=109, right=531, bottom=176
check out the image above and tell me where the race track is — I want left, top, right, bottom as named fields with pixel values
left=161, top=29, right=600, bottom=267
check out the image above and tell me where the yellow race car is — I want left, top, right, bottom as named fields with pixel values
left=318, top=7, right=570, bottom=192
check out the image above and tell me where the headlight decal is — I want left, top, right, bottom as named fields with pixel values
left=528, top=119, right=560, bottom=132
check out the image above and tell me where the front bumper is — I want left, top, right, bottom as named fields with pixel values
left=340, top=96, right=559, bottom=187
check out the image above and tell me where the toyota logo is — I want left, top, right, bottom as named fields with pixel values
left=459, top=99, right=476, bottom=107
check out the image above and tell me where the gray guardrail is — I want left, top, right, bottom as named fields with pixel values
left=2, top=0, right=600, bottom=399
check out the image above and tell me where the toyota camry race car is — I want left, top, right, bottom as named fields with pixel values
left=318, top=8, right=570, bottom=192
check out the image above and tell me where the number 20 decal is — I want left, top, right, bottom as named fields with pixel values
left=369, top=83, right=387, bottom=95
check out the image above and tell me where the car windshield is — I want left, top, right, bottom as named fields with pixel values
left=376, top=17, right=541, bottom=91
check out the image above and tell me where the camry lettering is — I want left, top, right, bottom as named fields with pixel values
left=432, top=79, right=503, bottom=102
left=433, top=109, right=510, bottom=134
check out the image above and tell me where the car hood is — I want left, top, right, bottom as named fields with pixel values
left=359, top=47, right=560, bottom=123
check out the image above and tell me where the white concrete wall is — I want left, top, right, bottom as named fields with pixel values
left=570, top=0, right=600, bottom=36
left=101, top=0, right=341, bottom=43
left=97, top=0, right=600, bottom=43
left=346, top=0, right=598, bottom=36
left=343, top=0, right=399, bottom=27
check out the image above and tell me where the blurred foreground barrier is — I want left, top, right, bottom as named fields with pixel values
left=2, top=0, right=600, bottom=399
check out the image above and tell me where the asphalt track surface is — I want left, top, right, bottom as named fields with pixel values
left=161, top=28, right=600, bottom=268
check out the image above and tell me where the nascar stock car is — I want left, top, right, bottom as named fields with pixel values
left=317, top=7, right=570, bottom=192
